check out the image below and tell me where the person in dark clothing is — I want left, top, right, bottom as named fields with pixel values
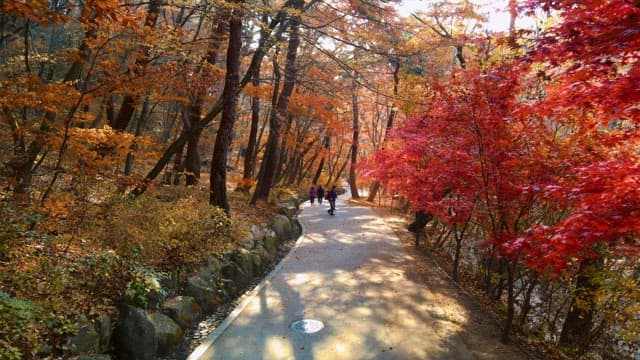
left=327, top=186, right=338, bottom=215
left=316, top=185, right=325, bottom=204
left=309, top=186, right=317, bottom=204
left=408, top=211, right=434, bottom=247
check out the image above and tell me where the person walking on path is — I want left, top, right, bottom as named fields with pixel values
left=327, top=186, right=337, bottom=215
left=316, top=185, right=325, bottom=204
left=309, top=186, right=317, bottom=204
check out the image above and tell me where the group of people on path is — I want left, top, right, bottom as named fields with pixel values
left=309, top=185, right=338, bottom=215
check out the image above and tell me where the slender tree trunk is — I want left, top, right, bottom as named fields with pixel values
left=112, top=0, right=161, bottom=131
left=348, top=78, right=360, bottom=198
left=451, top=217, right=469, bottom=282
left=291, top=141, right=314, bottom=183
left=253, top=47, right=281, bottom=190
left=501, top=262, right=516, bottom=343
left=105, top=95, right=115, bottom=126
left=559, top=259, right=600, bottom=352
left=275, top=113, right=294, bottom=183
left=519, top=276, right=538, bottom=326
left=326, top=141, right=343, bottom=186
left=209, top=2, right=243, bottom=215
left=185, top=99, right=203, bottom=185
left=368, top=59, right=400, bottom=201
left=184, top=10, right=228, bottom=186
left=252, top=0, right=303, bottom=203
left=242, top=12, right=268, bottom=182
left=124, top=96, right=151, bottom=175
left=452, top=233, right=463, bottom=282
left=312, top=135, right=330, bottom=185
left=172, top=127, right=187, bottom=185
left=299, top=143, right=322, bottom=184
left=332, top=147, right=351, bottom=186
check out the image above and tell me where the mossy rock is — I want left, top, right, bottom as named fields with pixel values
left=231, top=248, right=255, bottom=279
left=270, top=215, right=292, bottom=240
left=162, top=296, right=202, bottom=328
left=113, top=305, right=157, bottom=360
left=148, top=312, right=182, bottom=356
left=263, top=235, right=279, bottom=258
left=185, top=276, right=218, bottom=312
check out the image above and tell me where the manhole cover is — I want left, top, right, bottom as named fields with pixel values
left=290, top=319, right=324, bottom=334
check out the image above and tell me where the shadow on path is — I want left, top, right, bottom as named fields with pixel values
left=191, top=196, right=476, bottom=360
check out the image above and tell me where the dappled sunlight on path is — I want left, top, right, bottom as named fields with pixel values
left=190, top=196, right=476, bottom=359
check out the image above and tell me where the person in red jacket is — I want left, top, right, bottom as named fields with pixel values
left=309, top=186, right=317, bottom=205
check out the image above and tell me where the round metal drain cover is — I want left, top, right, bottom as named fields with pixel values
left=290, top=319, right=324, bottom=334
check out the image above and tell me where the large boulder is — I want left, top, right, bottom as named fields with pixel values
left=231, top=248, right=255, bottom=279
left=147, top=312, right=183, bottom=356
left=270, top=215, right=292, bottom=240
left=251, top=245, right=271, bottom=274
left=263, top=235, right=279, bottom=258
left=184, top=275, right=219, bottom=312
left=221, top=262, right=251, bottom=294
left=290, top=218, right=302, bottom=239
left=67, top=316, right=99, bottom=355
left=162, top=296, right=202, bottom=328
left=113, top=305, right=157, bottom=360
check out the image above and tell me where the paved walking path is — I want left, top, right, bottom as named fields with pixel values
left=189, top=194, right=475, bottom=360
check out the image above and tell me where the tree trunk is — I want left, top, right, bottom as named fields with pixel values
left=348, top=78, right=360, bottom=198
left=559, top=260, right=600, bottom=352
left=299, top=143, right=322, bottom=184
left=331, top=147, right=351, bottom=186
left=252, top=0, right=303, bottom=204
left=185, top=11, right=228, bottom=186
left=368, top=59, right=400, bottom=202
left=112, top=0, right=161, bottom=131
left=185, top=99, right=203, bottom=185
left=274, top=113, right=294, bottom=183
left=451, top=217, right=469, bottom=283
left=172, top=128, right=187, bottom=185
left=209, top=2, right=243, bottom=215
left=242, top=12, right=268, bottom=182
left=452, top=234, right=463, bottom=283
left=312, top=135, right=330, bottom=184
left=519, top=276, right=538, bottom=326
left=501, top=262, right=516, bottom=343
left=326, top=140, right=344, bottom=186
left=124, top=96, right=151, bottom=176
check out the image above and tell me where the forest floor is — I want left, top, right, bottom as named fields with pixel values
left=353, top=198, right=551, bottom=359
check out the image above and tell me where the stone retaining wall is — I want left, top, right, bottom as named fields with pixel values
left=68, top=202, right=302, bottom=360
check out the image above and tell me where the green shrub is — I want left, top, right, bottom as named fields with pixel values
left=125, top=265, right=168, bottom=309
left=0, top=291, right=49, bottom=359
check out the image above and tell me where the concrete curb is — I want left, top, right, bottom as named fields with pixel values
left=187, top=204, right=310, bottom=360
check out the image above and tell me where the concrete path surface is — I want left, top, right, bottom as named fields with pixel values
left=188, top=194, right=475, bottom=360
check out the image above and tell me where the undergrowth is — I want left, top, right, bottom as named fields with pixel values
left=0, top=185, right=265, bottom=358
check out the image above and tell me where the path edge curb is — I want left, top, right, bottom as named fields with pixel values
left=187, top=205, right=310, bottom=360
